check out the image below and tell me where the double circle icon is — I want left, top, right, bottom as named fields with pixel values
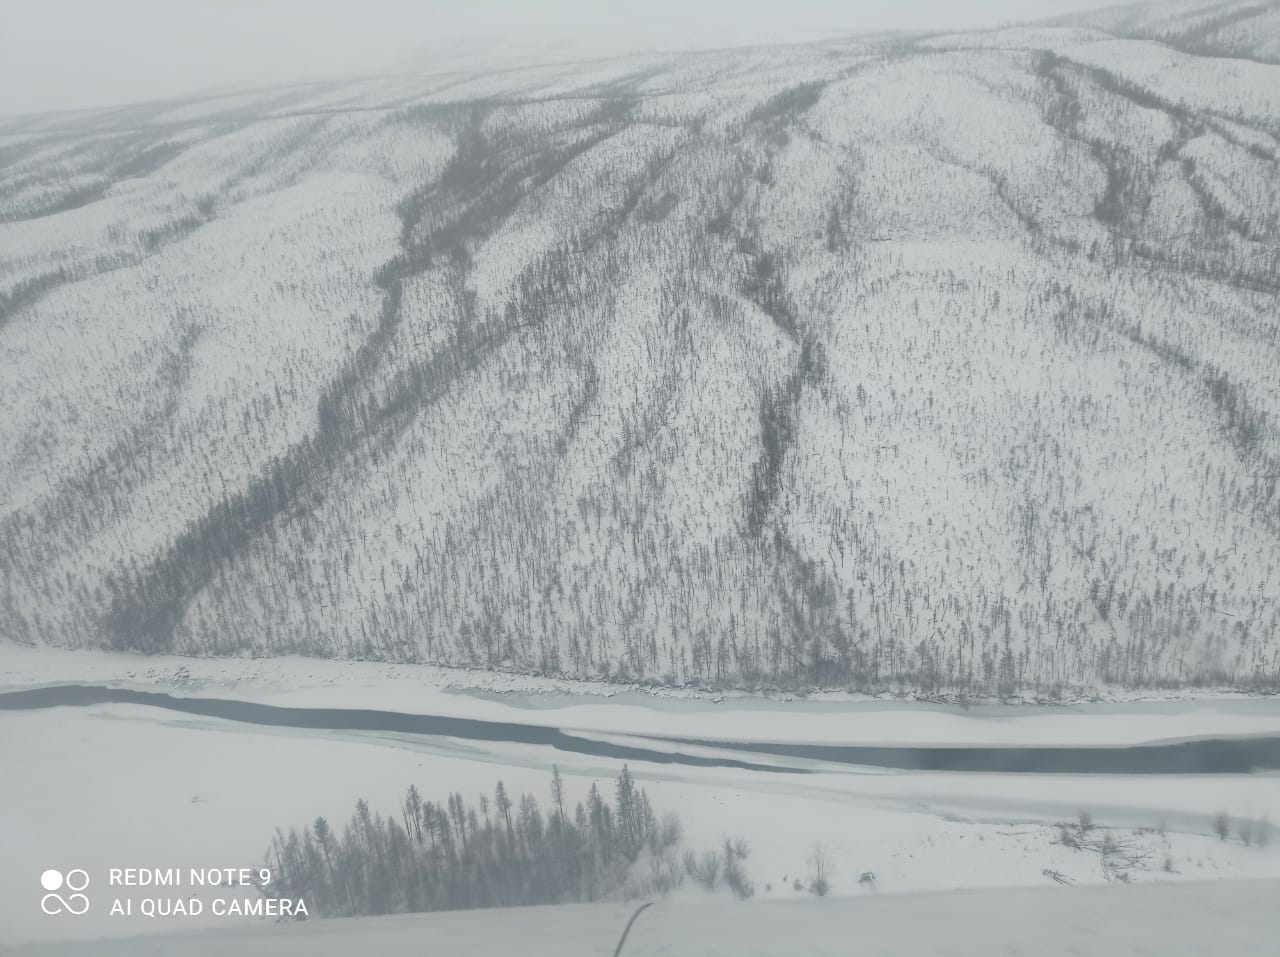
left=40, top=869, right=90, bottom=915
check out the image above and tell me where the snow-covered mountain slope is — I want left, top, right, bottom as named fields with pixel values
left=2, top=5, right=1279, bottom=695
left=1056, top=0, right=1280, bottom=63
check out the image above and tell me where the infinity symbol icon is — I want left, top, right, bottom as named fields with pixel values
left=40, top=869, right=90, bottom=915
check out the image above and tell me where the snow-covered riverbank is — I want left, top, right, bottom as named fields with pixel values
left=3, top=691, right=1279, bottom=944
left=3, top=646, right=1280, bottom=748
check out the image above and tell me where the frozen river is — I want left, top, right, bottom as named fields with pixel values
left=4, top=683, right=1280, bottom=774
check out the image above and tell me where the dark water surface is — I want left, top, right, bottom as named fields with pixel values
left=3, top=684, right=1279, bottom=774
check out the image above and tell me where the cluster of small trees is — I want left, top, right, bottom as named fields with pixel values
left=1055, top=807, right=1273, bottom=885
left=264, top=766, right=743, bottom=917
left=1212, top=810, right=1272, bottom=847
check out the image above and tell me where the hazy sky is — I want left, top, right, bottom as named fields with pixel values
left=1, top=0, right=1118, bottom=116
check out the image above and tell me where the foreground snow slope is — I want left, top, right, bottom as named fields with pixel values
left=10, top=880, right=1280, bottom=956
left=3, top=3, right=1279, bottom=696
left=3, top=700, right=1277, bottom=944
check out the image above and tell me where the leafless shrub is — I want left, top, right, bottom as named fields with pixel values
left=808, top=843, right=833, bottom=897
left=722, top=837, right=754, bottom=899
left=691, top=849, right=721, bottom=890
left=644, top=848, right=685, bottom=896
left=1238, top=817, right=1254, bottom=846
left=651, top=813, right=682, bottom=853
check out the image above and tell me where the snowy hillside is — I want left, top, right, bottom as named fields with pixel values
left=1057, top=0, right=1280, bottom=63
left=2, top=2, right=1279, bottom=695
